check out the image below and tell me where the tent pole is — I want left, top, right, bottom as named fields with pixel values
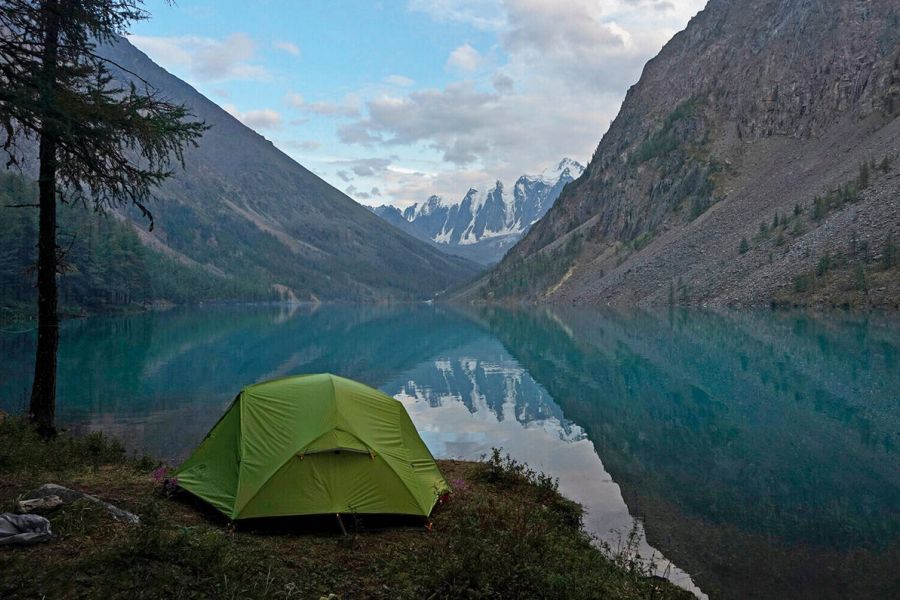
left=336, top=513, right=348, bottom=536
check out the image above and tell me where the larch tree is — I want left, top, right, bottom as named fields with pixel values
left=0, top=0, right=206, bottom=437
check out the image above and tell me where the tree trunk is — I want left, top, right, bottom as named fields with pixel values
left=30, top=134, right=59, bottom=437
left=29, top=0, right=61, bottom=438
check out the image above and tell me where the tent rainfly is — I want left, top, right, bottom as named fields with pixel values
left=176, top=373, right=449, bottom=520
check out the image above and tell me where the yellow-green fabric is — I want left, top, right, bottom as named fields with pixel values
left=176, top=373, right=448, bottom=520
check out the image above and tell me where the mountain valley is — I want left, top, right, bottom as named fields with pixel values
left=371, top=159, right=584, bottom=265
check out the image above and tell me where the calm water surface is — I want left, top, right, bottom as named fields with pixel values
left=2, top=304, right=898, bottom=599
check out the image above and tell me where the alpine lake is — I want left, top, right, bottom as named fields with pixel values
left=2, top=304, right=898, bottom=599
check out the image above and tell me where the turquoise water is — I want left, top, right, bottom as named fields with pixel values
left=1, top=305, right=898, bottom=599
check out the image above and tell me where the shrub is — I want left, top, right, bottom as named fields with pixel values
left=794, top=273, right=816, bottom=293
left=812, top=196, right=827, bottom=221
left=478, top=448, right=561, bottom=499
left=630, top=231, right=654, bottom=251
left=816, top=252, right=832, bottom=277
left=679, top=279, right=691, bottom=303
left=855, top=264, right=868, bottom=293
left=0, top=417, right=144, bottom=475
left=840, top=182, right=858, bottom=204
left=884, top=235, right=898, bottom=269
left=739, top=238, right=750, bottom=254
left=859, top=239, right=871, bottom=263
left=857, top=161, right=870, bottom=190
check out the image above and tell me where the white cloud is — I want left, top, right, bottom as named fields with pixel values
left=350, top=158, right=392, bottom=177
left=344, top=184, right=386, bottom=201
left=376, top=164, right=497, bottom=209
left=331, top=157, right=393, bottom=177
left=384, top=74, right=415, bottom=87
left=224, top=105, right=283, bottom=130
left=282, top=139, right=321, bottom=151
left=343, top=0, right=707, bottom=199
left=285, top=92, right=304, bottom=107
left=128, top=32, right=269, bottom=82
left=446, top=43, right=483, bottom=72
left=273, top=40, right=301, bottom=56
left=286, top=92, right=360, bottom=118
left=339, top=83, right=511, bottom=165
left=407, top=0, right=506, bottom=30
left=495, top=0, right=703, bottom=93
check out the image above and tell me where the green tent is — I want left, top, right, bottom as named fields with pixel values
left=176, top=373, right=448, bottom=520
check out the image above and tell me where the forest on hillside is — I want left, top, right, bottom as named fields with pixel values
left=0, top=173, right=276, bottom=316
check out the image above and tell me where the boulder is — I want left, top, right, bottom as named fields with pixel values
left=16, top=495, right=63, bottom=514
left=22, top=484, right=140, bottom=525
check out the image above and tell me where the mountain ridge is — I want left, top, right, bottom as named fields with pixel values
left=463, top=0, right=900, bottom=308
left=371, top=158, right=584, bottom=265
left=103, top=37, right=483, bottom=301
left=0, top=37, right=482, bottom=310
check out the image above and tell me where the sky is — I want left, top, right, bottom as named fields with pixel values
left=129, top=0, right=707, bottom=208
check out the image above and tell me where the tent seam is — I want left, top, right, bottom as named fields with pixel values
left=375, top=452, right=433, bottom=515
left=233, top=376, right=334, bottom=518
left=233, top=391, right=245, bottom=520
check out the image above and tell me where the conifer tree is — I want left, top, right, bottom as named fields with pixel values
left=0, top=0, right=205, bottom=436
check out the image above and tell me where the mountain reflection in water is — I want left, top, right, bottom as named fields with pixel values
left=1, top=304, right=897, bottom=599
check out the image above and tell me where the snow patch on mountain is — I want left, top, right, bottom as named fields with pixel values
left=371, top=158, right=584, bottom=264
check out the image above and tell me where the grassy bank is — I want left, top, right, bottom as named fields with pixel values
left=0, top=420, right=692, bottom=599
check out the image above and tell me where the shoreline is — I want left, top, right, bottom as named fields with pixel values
left=5, top=296, right=900, bottom=328
left=0, top=420, right=694, bottom=599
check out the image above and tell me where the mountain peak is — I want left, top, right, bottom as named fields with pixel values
left=370, top=158, right=584, bottom=265
left=536, top=158, right=585, bottom=183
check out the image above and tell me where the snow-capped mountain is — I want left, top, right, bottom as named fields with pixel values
left=371, top=158, right=584, bottom=265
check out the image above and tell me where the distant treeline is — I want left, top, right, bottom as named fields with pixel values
left=0, top=173, right=275, bottom=313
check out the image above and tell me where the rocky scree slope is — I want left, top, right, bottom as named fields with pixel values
left=465, top=0, right=900, bottom=308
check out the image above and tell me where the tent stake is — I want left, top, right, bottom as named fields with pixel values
left=336, top=513, right=348, bottom=536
